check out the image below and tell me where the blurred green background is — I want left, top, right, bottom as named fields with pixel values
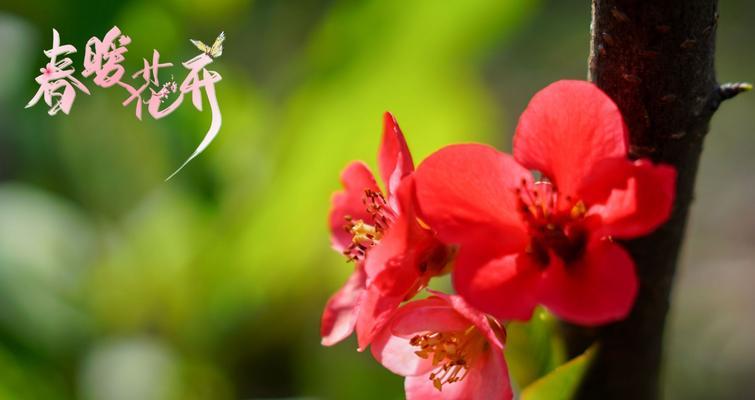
left=0, top=0, right=752, bottom=399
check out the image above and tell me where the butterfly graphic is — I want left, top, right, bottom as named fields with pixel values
left=190, top=31, right=225, bottom=58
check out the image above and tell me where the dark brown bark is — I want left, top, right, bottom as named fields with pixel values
left=562, top=1, right=748, bottom=399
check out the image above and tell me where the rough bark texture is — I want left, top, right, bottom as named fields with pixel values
left=561, top=1, right=746, bottom=399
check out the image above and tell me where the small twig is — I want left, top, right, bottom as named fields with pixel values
left=712, top=82, right=752, bottom=110
left=719, top=81, right=752, bottom=99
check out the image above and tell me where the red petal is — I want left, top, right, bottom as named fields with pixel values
left=580, top=158, right=676, bottom=239
left=390, top=302, right=470, bottom=337
left=514, top=80, right=628, bottom=196
left=355, top=263, right=420, bottom=351
left=379, top=112, right=414, bottom=207
left=320, top=264, right=367, bottom=346
left=329, top=161, right=381, bottom=252
left=358, top=180, right=446, bottom=349
left=364, top=177, right=434, bottom=280
left=539, top=239, right=638, bottom=325
left=363, top=212, right=410, bottom=281
left=452, top=246, right=542, bottom=321
left=371, top=333, right=435, bottom=377
left=414, top=144, right=530, bottom=251
left=404, top=346, right=512, bottom=400
left=370, top=298, right=449, bottom=376
left=427, top=291, right=506, bottom=350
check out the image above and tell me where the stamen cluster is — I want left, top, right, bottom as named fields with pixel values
left=517, top=180, right=588, bottom=266
left=410, top=328, right=480, bottom=391
left=342, top=189, right=395, bottom=262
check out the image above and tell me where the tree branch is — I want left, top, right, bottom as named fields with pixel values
left=561, top=1, right=747, bottom=399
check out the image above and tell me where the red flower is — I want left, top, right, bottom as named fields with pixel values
left=371, top=291, right=512, bottom=400
left=414, top=81, right=676, bottom=325
left=322, top=113, right=453, bottom=349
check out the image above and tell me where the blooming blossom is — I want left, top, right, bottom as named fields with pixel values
left=371, top=292, right=512, bottom=400
left=414, top=80, right=676, bottom=325
left=321, top=113, right=453, bottom=350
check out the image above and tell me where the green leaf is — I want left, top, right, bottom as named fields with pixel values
left=506, top=308, right=567, bottom=388
left=520, top=345, right=596, bottom=400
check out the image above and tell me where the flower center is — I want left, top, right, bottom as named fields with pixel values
left=342, top=189, right=396, bottom=261
left=517, top=180, right=588, bottom=266
left=342, top=217, right=381, bottom=261
left=410, top=326, right=485, bottom=391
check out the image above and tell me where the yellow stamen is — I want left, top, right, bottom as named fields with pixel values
left=416, top=217, right=432, bottom=231
left=349, top=219, right=380, bottom=245
left=342, top=218, right=383, bottom=261
left=570, top=200, right=587, bottom=219
left=410, top=328, right=484, bottom=392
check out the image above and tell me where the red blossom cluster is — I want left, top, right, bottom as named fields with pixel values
left=321, top=80, right=676, bottom=399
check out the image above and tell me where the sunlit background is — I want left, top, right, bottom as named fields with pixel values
left=0, top=0, right=753, bottom=399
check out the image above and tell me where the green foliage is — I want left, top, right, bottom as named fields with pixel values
left=506, top=308, right=567, bottom=389
left=520, top=345, right=596, bottom=400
